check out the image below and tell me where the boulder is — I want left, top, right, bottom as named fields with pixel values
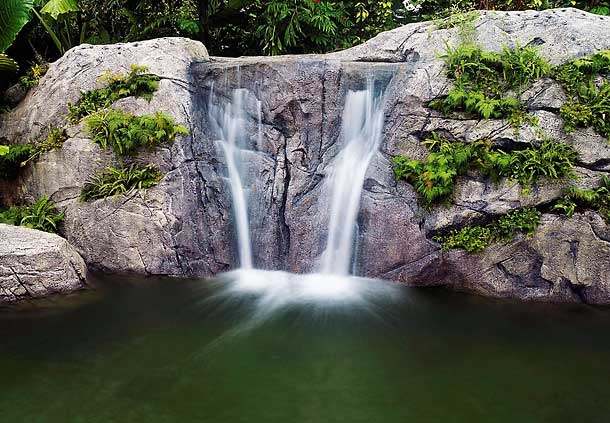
left=0, top=224, right=88, bottom=303
left=2, top=9, right=610, bottom=303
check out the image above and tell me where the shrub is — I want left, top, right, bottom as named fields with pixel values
left=554, top=51, right=610, bottom=138
left=84, top=109, right=188, bottom=157
left=80, top=163, right=163, bottom=201
left=430, top=43, right=551, bottom=124
left=67, top=65, right=160, bottom=122
left=435, top=207, right=542, bottom=252
left=0, top=196, right=64, bottom=233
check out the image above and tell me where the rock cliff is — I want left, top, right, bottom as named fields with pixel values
left=2, top=8, right=610, bottom=303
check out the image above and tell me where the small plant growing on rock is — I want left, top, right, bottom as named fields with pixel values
left=482, top=138, right=578, bottom=187
left=554, top=50, right=610, bottom=139
left=0, top=196, right=64, bottom=233
left=430, top=43, right=550, bottom=125
left=85, top=109, right=188, bottom=157
left=435, top=207, right=542, bottom=253
left=392, top=133, right=577, bottom=207
left=392, top=133, right=488, bottom=206
left=553, top=176, right=610, bottom=221
left=80, top=163, right=163, bottom=201
left=67, top=64, right=161, bottom=122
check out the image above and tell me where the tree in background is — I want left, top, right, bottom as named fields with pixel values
left=2, top=0, right=609, bottom=92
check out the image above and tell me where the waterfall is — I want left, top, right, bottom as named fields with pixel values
left=207, top=86, right=257, bottom=270
left=321, top=83, right=386, bottom=276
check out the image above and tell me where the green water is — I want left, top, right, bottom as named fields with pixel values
left=1, top=274, right=609, bottom=423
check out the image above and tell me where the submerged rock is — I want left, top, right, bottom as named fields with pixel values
left=2, top=9, right=610, bottom=303
left=0, top=224, right=88, bottom=303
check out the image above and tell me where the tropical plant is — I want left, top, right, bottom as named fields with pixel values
left=80, top=164, right=163, bottom=201
left=19, top=196, right=64, bottom=232
left=0, top=0, right=35, bottom=74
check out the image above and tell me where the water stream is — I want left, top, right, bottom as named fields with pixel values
left=321, top=83, right=385, bottom=275
left=207, top=85, right=255, bottom=269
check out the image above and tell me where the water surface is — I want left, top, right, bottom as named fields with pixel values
left=1, top=274, right=609, bottom=423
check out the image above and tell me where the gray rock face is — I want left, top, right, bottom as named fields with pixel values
left=2, top=9, right=610, bottom=303
left=0, top=224, right=88, bottom=303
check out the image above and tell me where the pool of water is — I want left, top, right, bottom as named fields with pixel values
left=1, top=273, right=609, bottom=423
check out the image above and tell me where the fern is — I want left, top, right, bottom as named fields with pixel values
left=553, top=176, right=610, bottom=222
left=80, top=164, right=163, bottom=201
left=85, top=108, right=188, bottom=157
left=435, top=207, right=541, bottom=253
left=554, top=50, right=610, bottom=138
left=431, top=43, right=550, bottom=125
left=393, top=133, right=577, bottom=207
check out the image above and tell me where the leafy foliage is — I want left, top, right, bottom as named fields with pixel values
left=0, top=0, right=34, bottom=53
left=255, top=0, right=344, bottom=55
left=80, top=164, right=163, bottom=201
left=392, top=133, right=577, bottom=206
left=392, top=133, right=489, bottom=206
left=482, top=138, right=578, bottom=187
left=0, top=143, right=35, bottom=179
left=0, top=53, right=19, bottom=73
left=553, top=176, right=610, bottom=221
left=85, top=109, right=188, bottom=157
left=67, top=65, right=161, bottom=122
left=430, top=43, right=550, bottom=124
left=435, top=207, right=542, bottom=252
left=40, top=0, right=79, bottom=20
left=0, top=196, right=64, bottom=233
left=554, top=50, right=610, bottom=138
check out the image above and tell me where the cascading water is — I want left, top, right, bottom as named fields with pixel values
left=321, top=83, right=386, bottom=276
left=207, top=86, right=256, bottom=270
left=209, top=79, right=394, bottom=314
